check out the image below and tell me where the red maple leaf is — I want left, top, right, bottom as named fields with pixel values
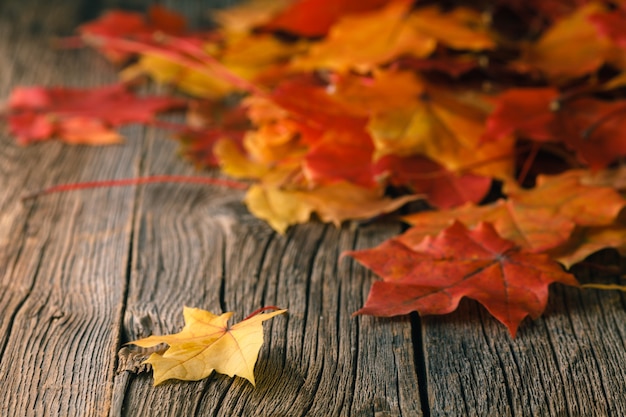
left=347, top=221, right=578, bottom=336
left=482, top=87, right=626, bottom=169
left=6, top=84, right=185, bottom=145
left=268, top=77, right=378, bottom=188
left=374, top=154, right=492, bottom=208
left=178, top=100, right=249, bottom=167
left=77, top=5, right=191, bottom=63
left=262, top=0, right=393, bottom=37
left=588, top=3, right=626, bottom=47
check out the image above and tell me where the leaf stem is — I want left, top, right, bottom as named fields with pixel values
left=22, top=175, right=249, bottom=201
left=244, top=306, right=281, bottom=321
left=581, top=283, right=626, bottom=292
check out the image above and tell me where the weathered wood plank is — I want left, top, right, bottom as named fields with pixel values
left=422, top=258, right=626, bottom=417
left=113, top=123, right=422, bottom=415
left=5, top=1, right=626, bottom=417
left=0, top=1, right=141, bottom=415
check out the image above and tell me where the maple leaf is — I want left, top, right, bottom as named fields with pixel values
left=78, top=6, right=190, bottom=63
left=5, top=84, right=184, bottom=145
left=261, top=77, right=382, bottom=188
left=547, top=223, right=626, bottom=268
left=121, top=31, right=306, bottom=99
left=244, top=183, right=314, bottom=234
left=374, top=154, right=492, bottom=209
left=292, top=2, right=494, bottom=73
left=504, top=170, right=625, bottom=227
left=261, top=0, right=392, bottom=37
left=130, top=307, right=287, bottom=386
left=291, top=0, right=435, bottom=73
left=402, top=200, right=576, bottom=253
left=367, top=85, right=515, bottom=180
left=347, top=221, right=579, bottom=336
left=588, top=3, right=626, bottom=48
left=178, top=101, right=249, bottom=167
left=483, top=87, right=626, bottom=169
left=306, top=70, right=513, bottom=181
left=515, top=3, right=614, bottom=81
left=553, top=98, right=626, bottom=170
left=212, top=0, right=294, bottom=34
left=482, top=87, right=560, bottom=143
left=245, top=181, right=418, bottom=234
left=402, top=170, right=626, bottom=252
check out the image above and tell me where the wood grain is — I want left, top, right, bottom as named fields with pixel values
left=1, top=1, right=625, bottom=417
left=421, top=260, right=626, bottom=417
left=111, top=123, right=421, bottom=416
left=0, top=1, right=140, bottom=416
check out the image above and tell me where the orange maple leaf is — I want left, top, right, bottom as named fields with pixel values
left=402, top=170, right=626, bottom=252
left=547, top=223, right=626, bottom=268
left=261, top=0, right=392, bottom=37
left=514, top=3, right=615, bottom=81
left=292, top=2, right=494, bottom=73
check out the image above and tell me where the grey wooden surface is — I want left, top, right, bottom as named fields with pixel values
left=1, top=1, right=625, bottom=416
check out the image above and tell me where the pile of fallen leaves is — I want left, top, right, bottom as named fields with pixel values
left=4, top=0, right=626, bottom=383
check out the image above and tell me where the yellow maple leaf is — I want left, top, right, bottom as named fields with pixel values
left=408, top=5, right=495, bottom=51
left=130, top=307, right=287, bottom=386
left=367, top=85, right=514, bottom=180
left=245, top=181, right=419, bottom=233
left=121, top=53, right=237, bottom=99
left=291, top=2, right=493, bottom=73
left=211, top=0, right=292, bottom=33
left=245, top=183, right=314, bottom=234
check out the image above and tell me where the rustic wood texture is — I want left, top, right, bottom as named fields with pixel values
left=0, top=1, right=625, bottom=417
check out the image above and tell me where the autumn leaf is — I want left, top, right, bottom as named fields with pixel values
left=291, top=0, right=434, bottom=73
left=7, top=0, right=626, bottom=342
left=547, top=223, right=626, bottom=269
left=245, top=181, right=419, bottom=234
left=368, top=85, right=514, bottom=180
left=5, top=84, right=184, bottom=145
left=244, top=183, right=314, bottom=234
left=483, top=87, right=626, bottom=169
left=515, top=3, right=614, bottom=81
left=178, top=101, right=249, bottom=167
left=553, top=98, right=626, bottom=170
left=588, top=3, right=626, bottom=48
left=78, top=6, right=190, bottom=63
left=212, top=0, right=294, bottom=34
left=402, top=169, right=625, bottom=252
left=130, top=307, right=287, bottom=386
left=261, top=0, right=392, bottom=37
left=291, top=2, right=494, bottom=73
left=401, top=200, right=575, bottom=253
left=481, top=87, right=560, bottom=143
left=504, top=170, right=626, bottom=227
left=375, top=154, right=492, bottom=209
left=347, top=221, right=579, bottom=336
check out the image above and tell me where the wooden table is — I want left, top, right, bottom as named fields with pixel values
left=1, top=1, right=625, bottom=416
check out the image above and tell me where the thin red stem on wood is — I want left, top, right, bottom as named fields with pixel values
left=22, top=175, right=249, bottom=201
